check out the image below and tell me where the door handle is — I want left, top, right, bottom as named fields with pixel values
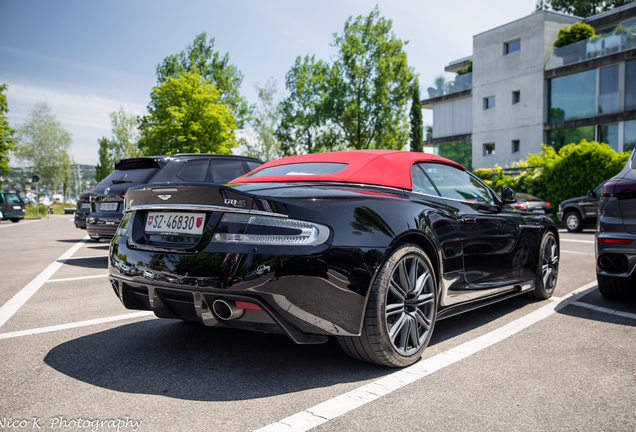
left=460, top=217, right=476, bottom=224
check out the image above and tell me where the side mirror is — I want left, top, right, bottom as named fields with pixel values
left=587, top=190, right=596, bottom=197
left=501, top=185, right=516, bottom=204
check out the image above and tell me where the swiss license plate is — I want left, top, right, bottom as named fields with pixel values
left=145, top=212, right=206, bottom=235
left=81, top=203, right=91, bottom=209
left=12, top=205, right=21, bottom=210
left=100, top=202, right=118, bottom=211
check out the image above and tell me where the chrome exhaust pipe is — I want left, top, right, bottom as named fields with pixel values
left=599, top=256, right=612, bottom=270
left=212, top=299, right=245, bottom=320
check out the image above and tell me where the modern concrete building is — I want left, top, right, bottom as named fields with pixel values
left=422, top=3, right=636, bottom=169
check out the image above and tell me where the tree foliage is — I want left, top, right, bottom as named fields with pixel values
left=553, top=22, right=596, bottom=48
left=410, top=80, right=423, bottom=152
left=139, top=71, right=236, bottom=156
left=0, top=81, right=17, bottom=175
left=14, top=101, right=72, bottom=189
left=277, top=55, right=340, bottom=155
left=242, top=78, right=282, bottom=162
left=328, top=7, right=414, bottom=150
left=536, top=0, right=634, bottom=17
left=156, top=33, right=251, bottom=129
left=95, top=137, right=113, bottom=183
left=277, top=7, right=414, bottom=154
left=474, top=140, right=630, bottom=207
left=109, top=106, right=140, bottom=160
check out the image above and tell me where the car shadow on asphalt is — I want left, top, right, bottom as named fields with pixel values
left=43, top=296, right=541, bottom=401
left=557, top=290, right=636, bottom=326
left=43, top=319, right=390, bottom=401
left=60, top=256, right=109, bottom=269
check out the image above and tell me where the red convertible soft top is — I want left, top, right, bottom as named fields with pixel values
left=229, top=149, right=464, bottom=190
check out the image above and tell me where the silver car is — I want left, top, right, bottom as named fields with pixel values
left=596, top=148, right=636, bottom=299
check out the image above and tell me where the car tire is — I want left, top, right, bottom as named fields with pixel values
left=10, top=218, right=20, bottom=223
left=597, top=273, right=635, bottom=299
left=564, top=211, right=584, bottom=232
left=526, top=231, right=559, bottom=299
left=337, top=242, right=437, bottom=367
left=89, top=235, right=100, bottom=242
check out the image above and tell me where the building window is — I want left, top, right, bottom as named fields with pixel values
left=483, top=143, right=496, bottom=156
left=626, top=60, right=636, bottom=112
left=483, top=96, right=495, bottom=110
left=512, top=140, right=520, bottom=153
left=625, top=120, right=636, bottom=153
left=598, top=124, right=619, bottom=151
left=549, top=69, right=596, bottom=122
left=599, top=65, right=619, bottom=114
left=512, top=91, right=520, bottom=104
left=505, top=39, right=521, bottom=55
left=548, top=126, right=595, bottom=151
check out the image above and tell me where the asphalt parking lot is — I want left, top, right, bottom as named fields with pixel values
left=0, top=215, right=634, bottom=432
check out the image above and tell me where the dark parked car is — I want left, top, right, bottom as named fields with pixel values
left=109, top=150, right=559, bottom=367
left=557, top=182, right=605, bottom=232
left=0, top=192, right=26, bottom=223
left=509, top=192, right=553, bottom=215
left=596, top=148, right=636, bottom=299
left=87, top=154, right=263, bottom=241
left=74, top=190, right=92, bottom=229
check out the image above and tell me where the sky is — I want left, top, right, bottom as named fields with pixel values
left=0, top=0, right=538, bottom=166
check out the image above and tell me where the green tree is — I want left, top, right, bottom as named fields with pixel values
left=109, top=106, right=140, bottom=160
left=243, top=78, right=282, bottom=162
left=95, top=137, right=113, bottom=183
left=276, top=55, right=339, bottom=155
left=409, top=79, right=423, bottom=152
left=536, top=0, right=633, bottom=17
left=156, top=32, right=251, bottom=129
left=138, top=71, right=237, bottom=156
left=328, top=7, right=414, bottom=149
left=15, top=101, right=72, bottom=190
left=0, top=80, right=17, bottom=176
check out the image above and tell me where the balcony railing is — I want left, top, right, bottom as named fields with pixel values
left=547, top=33, right=636, bottom=69
left=423, top=72, right=472, bottom=100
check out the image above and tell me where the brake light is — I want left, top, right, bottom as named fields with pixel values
left=597, top=238, right=633, bottom=244
left=601, top=179, right=636, bottom=200
left=546, top=202, right=551, bottom=207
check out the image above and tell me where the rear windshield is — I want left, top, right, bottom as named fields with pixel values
left=151, top=158, right=259, bottom=184
left=516, top=193, right=541, bottom=201
left=245, top=162, right=348, bottom=178
left=3, top=193, right=23, bottom=204
left=99, top=167, right=159, bottom=186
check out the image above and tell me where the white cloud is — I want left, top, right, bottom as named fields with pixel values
left=5, top=83, right=146, bottom=166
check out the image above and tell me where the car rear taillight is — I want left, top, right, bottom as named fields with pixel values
left=546, top=202, right=551, bottom=207
left=597, top=238, right=633, bottom=244
left=3, top=205, right=10, bottom=209
left=601, top=179, right=636, bottom=200
left=511, top=203, right=527, bottom=209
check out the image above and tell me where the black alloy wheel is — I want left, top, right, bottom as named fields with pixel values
left=565, top=211, right=583, bottom=232
left=337, top=243, right=437, bottom=367
left=527, top=231, right=559, bottom=299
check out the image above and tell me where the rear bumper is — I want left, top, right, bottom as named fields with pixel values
left=108, top=239, right=382, bottom=341
left=87, top=223, right=117, bottom=238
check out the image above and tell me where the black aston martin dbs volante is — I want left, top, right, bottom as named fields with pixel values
left=109, top=150, right=559, bottom=367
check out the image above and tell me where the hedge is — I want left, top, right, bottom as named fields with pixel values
left=474, top=140, right=630, bottom=207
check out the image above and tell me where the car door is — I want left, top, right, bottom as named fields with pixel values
left=417, top=163, right=526, bottom=305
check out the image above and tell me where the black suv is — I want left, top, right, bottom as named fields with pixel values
left=87, top=154, right=263, bottom=241
left=557, top=182, right=605, bottom=232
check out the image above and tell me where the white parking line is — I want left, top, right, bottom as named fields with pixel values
left=0, top=220, right=42, bottom=229
left=0, top=235, right=89, bottom=329
left=570, top=300, right=636, bottom=321
left=0, top=312, right=155, bottom=340
left=47, top=274, right=110, bottom=283
left=254, top=281, right=599, bottom=432
left=560, top=238, right=594, bottom=244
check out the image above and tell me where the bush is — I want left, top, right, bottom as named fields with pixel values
left=553, top=23, right=595, bottom=48
left=474, top=140, right=630, bottom=207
